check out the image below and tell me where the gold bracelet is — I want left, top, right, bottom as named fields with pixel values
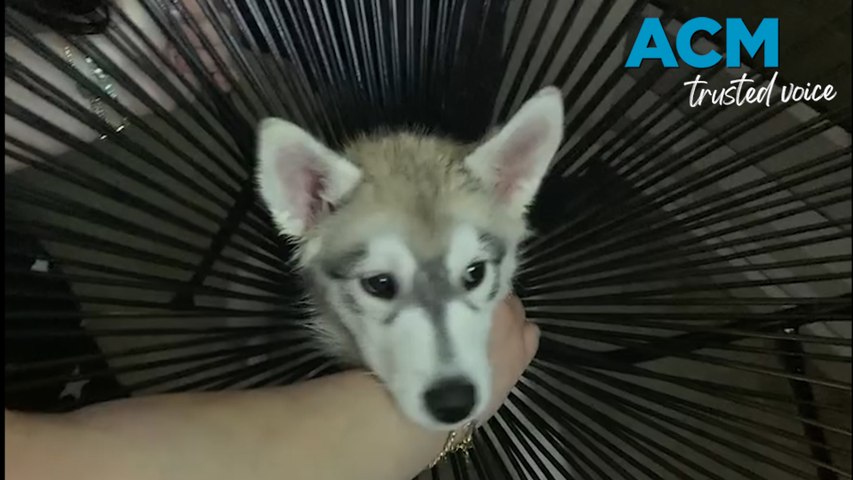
left=63, top=45, right=128, bottom=140
left=428, top=421, right=476, bottom=468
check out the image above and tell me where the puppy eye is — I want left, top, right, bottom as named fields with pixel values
left=463, top=261, right=486, bottom=290
left=360, top=274, right=397, bottom=299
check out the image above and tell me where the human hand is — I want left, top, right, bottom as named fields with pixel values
left=479, top=292, right=540, bottom=423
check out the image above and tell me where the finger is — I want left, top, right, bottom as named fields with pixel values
left=212, top=71, right=230, bottom=91
left=181, top=25, right=203, bottom=50
left=182, top=0, right=204, bottom=16
left=199, top=50, right=217, bottom=72
left=512, top=295, right=526, bottom=319
left=169, top=48, right=190, bottom=74
left=506, top=294, right=526, bottom=326
left=522, top=322, right=540, bottom=363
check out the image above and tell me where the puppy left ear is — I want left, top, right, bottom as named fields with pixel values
left=464, top=86, right=564, bottom=216
left=255, top=118, right=362, bottom=238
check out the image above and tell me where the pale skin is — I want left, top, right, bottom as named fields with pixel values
left=5, top=294, right=540, bottom=480
left=5, top=0, right=232, bottom=173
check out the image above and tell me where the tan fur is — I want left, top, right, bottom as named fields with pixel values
left=256, top=87, right=562, bottom=428
left=299, top=132, right=529, bottom=268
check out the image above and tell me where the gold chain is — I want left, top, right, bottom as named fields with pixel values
left=429, top=421, right=476, bottom=468
left=63, top=45, right=128, bottom=140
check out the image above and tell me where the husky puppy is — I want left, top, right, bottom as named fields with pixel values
left=255, top=87, right=563, bottom=430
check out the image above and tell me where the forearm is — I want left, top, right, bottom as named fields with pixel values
left=6, top=371, right=446, bottom=480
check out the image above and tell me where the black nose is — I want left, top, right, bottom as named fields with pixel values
left=424, top=377, right=477, bottom=424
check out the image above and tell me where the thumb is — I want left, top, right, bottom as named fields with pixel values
left=522, top=322, right=541, bottom=364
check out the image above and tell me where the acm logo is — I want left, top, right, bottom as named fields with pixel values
left=625, top=17, right=779, bottom=69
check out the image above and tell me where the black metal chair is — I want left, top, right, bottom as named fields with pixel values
left=5, top=1, right=851, bottom=478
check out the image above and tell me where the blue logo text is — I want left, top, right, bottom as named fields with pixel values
left=625, top=17, right=779, bottom=69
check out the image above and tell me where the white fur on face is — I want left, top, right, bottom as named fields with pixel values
left=316, top=225, right=512, bottom=429
left=255, top=87, right=562, bottom=431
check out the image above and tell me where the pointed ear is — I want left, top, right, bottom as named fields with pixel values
left=256, top=118, right=362, bottom=238
left=464, top=86, right=564, bottom=216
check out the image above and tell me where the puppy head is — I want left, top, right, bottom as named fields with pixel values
left=256, top=87, right=563, bottom=429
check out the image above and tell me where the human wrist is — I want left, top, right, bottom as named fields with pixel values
left=333, top=371, right=449, bottom=468
left=428, top=420, right=477, bottom=468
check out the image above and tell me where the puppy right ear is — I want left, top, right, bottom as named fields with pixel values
left=463, top=87, right=564, bottom=218
left=256, top=118, right=362, bottom=238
